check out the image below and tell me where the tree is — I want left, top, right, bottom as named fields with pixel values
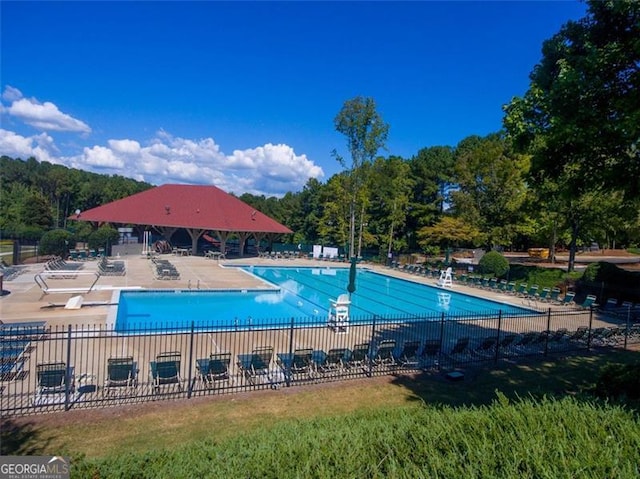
left=333, top=97, right=389, bottom=258
left=368, top=156, right=414, bottom=258
left=21, top=191, right=54, bottom=231
left=417, top=216, right=482, bottom=252
left=408, top=146, right=455, bottom=230
left=317, top=174, right=350, bottom=249
left=450, top=134, right=529, bottom=249
left=503, top=0, right=640, bottom=270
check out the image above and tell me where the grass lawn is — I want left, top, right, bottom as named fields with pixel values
left=3, top=348, right=639, bottom=460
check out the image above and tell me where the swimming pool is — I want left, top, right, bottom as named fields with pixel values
left=114, top=266, right=534, bottom=331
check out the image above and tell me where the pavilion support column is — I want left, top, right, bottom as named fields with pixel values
left=214, top=231, right=232, bottom=256
left=155, top=226, right=178, bottom=245
left=237, top=232, right=252, bottom=258
left=253, top=232, right=266, bottom=254
left=266, top=233, right=281, bottom=252
left=186, top=228, right=206, bottom=256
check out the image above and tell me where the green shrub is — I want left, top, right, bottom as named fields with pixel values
left=579, top=262, right=640, bottom=303
left=87, top=226, right=120, bottom=252
left=477, top=250, right=509, bottom=277
left=594, top=362, right=640, bottom=402
left=17, top=225, right=45, bottom=241
left=71, top=396, right=640, bottom=479
left=38, top=229, right=75, bottom=257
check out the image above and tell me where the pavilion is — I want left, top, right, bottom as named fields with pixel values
left=70, top=184, right=292, bottom=256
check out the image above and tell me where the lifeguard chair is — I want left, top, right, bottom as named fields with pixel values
left=328, top=294, right=350, bottom=334
left=437, top=267, right=453, bottom=288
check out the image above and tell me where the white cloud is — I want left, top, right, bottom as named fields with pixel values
left=9, top=98, right=91, bottom=133
left=1, top=128, right=324, bottom=196
left=0, top=129, right=58, bottom=163
left=108, top=139, right=140, bottom=154
left=83, top=145, right=125, bottom=168
left=2, top=86, right=91, bottom=134
left=2, top=85, right=23, bottom=103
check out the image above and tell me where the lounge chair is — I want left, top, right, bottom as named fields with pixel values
left=149, top=351, right=183, bottom=393
left=420, top=339, right=441, bottom=368
left=472, top=336, right=498, bottom=359
left=237, top=346, right=274, bottom=385
left=504, top=281, right=516, bottom=294
left=317, top=348, right=349, bottom=374
left=600, top=298, right=619, bottom=312
left=446, top=337, right=471, bottom=363
left=547, top=287, right=561, bottom=303
left=514, top=283, right=528, bottom=297
left=566, top=326, right=588, bottom=343
left=587, top=327, right=614, bottom=345
left=536, top=287, right=551, bottom=302
left=557, top=291, right=576, bottom=306
left=34, top=362, right=74, bottom=405
left=497, top=333, right=518, bottom=355
left=578, top=294, right=597, bottom=309
left=513, top=331, right=540, bottom=352
left=371, top=339, right=396, bottom=367
left=523, top=285, right=539, bottom=300
left=395, top=340, right=421, bottom=367
left=103, top=356, right=137, bottom=396
left=547, top=328, right=568, bottom=344
left=196, top=352, right=232, bottom=387
left=345, top=343, right=371, bottom=370
left=277, top=348, right=316, bottom=380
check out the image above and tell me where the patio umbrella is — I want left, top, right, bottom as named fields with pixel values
left=347, top=257, right=357, bottom=296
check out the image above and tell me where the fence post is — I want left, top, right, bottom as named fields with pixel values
left=187, top=321, right=195, bottom=399
left=438, top=313, right=445, bottom=372
left=624, top=305, right=630, bottom=350
left=587, top=306, right=594, bottom=350
left=65, top=324, right=72, bottom=411
left=285, top=318, right=295, bottom=387
left=367, top=316, right=377, bottom=377
left=494, top=311, right=502, bottom=364
left=543, top=308, right=552, bottom=357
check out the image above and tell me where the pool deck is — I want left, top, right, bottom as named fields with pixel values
left=1, top=253, right=588, bottom=326
left=3, top=253, right=624, bottom=417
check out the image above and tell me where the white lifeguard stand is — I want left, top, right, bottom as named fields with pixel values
left=328, top=293, right=350, bottom=334
left=437, top=267, right=453, bottom=288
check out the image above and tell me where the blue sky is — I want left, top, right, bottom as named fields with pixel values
left=1, top=1, right=587, bottom=197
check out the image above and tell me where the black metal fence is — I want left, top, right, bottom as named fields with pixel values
left=1, top=307, right=638, bottom=417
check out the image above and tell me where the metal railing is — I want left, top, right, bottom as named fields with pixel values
left=1, top=307, right=638, bottom=417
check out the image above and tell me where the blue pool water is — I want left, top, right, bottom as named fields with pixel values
left=115, top=267, right=533, bottom=331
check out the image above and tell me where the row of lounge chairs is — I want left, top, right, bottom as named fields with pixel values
left=457, top=275, right=598, bottom=307
left=599, top=299, right=640, bottom=321
left=257, top=251, right=304, bottom=260
left=389, top=262, right=447, bottom=279
left=68, top=248, right=104, bottom=261
left=97, top=256, right=126, bottom=276
left=0, top=260, right=22, bottom=281
left=33, top=322, right=640, bottom=404
left=150, top=257, right=180, bottom=280
left=44, top=256, right=84, bottom=272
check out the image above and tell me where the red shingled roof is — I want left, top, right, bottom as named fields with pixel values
left=72, top=184, right=292, bottom=234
